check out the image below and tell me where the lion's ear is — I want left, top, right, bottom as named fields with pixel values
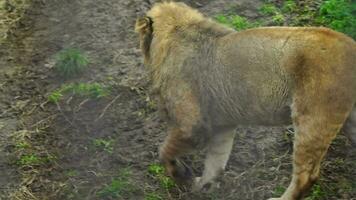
left=135, top=16, right=153, bottom=34
left=135, top=16, right=153, bottom=65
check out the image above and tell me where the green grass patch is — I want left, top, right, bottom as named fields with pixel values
left=260, top=4, right=279, bottom=15
left=148, top=163, right=176, bottom=190
left=144, top=192, right=163, bottom=200
left=17, top=154, right=40, bottom=166
left=15, top=141, right=30, bottom=149
left=272, top=13, right=285, bottom=25
left=54, top=48, right=89, bottom=78
left=258, top=0, right=356, bottom=39
left=317, top=0, right=356, bottom=39
left=259, top=0, right=300, bottom=25
left=17, top=154, right=55, bottom=166
left=272, top=185, right=286, bottom=197
left=48, top=90, right=63, bottom=103
left=148, top=163, right=165, bottom=175
left=65, top=169, right=78, bottom=177
left=281, top=0, right=298, bottom=13
left=97, top=168, right=137, bottom=198
left=92, top=138, right=114, bottom=153
left=305, top=184, right=327, bottom=200
left=48, top=82, right=109, bottom=103
left=215, top=14, right=260, bottom=31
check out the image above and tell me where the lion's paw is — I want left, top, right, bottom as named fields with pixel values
left=192, top=177, right=220, bottom=193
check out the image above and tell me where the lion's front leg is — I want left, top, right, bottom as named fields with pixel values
left=158, top=83, right=203, bottom=184
left=159, top=127, right=195, bottom=184
left=194, top=129, right=235, bottom=192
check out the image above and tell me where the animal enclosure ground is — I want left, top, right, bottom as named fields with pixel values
left=0, top=0, right=355, bottom=200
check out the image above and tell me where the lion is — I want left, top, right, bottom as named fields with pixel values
left=135, top=2, right=356, bottom=200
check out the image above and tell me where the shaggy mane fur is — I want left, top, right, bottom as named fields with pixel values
left=141, top=2, right=233, bottom=69
left=147, top=2, right=205, bottom=38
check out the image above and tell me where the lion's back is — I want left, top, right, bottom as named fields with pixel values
left=202, top=26, right=356, bottom=125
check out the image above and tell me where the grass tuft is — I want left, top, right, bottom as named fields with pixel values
left=15, top=141, right=30, bottom=149
left=260, top=4, right=279, bottom=15
left=65, top=169, right=78, bottom=177
left=48, top=82, right=109, bottom=103
left=305, top=184, right=326, bottom=200
left=148, top=163, right=176, bottom=190
left=282, top=0, right=297, bottom=13
left=97, top=168, right=137, bottom=198
left=92, top=138, right=114, bottom=153
left=272, top=185, right=286, bottom=197
left=54, top=48, right=89, bottom=78
left=144, top=192, right=163, bottom=200
left=48, top=90, right=63, bottom=103
left=215, top=14, right=260, bottom=31
left=17, top=154, right=55, bottom=167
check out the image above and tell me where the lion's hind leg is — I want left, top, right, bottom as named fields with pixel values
left=343, top=105, right=356, bottom=145
left=279, top=117, right=341, bottom=200
left=271, top=94, right=354, bottom=200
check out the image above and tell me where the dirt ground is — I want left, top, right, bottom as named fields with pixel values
left=0, top=0, right=355, bottom=200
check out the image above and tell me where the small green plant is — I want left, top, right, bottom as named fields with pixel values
left=281, top=0, right=297, bottom=13
left=17, top=154, right=54, bottom=166
left=93, top=138, right=114, bottom=153
left=65, top=83, right=109, bottom=98
left=98, top=179, right=131, bottom=198
left=144, top=192, right=163, bottom=200
left=159, top=176, right=175, bottom=190
left=54, top=48, right=89, bottom=77
left=48, top=90, right=63, bottom=103
left=259, top=2, right=290, bottom=25
left=215, top=14, right=260, bottom=31
left=272, top=13, right=285, bottom=25
left=48, top=82, right=109, bottom=103
left=65, top=169, right=78, bottom=177
left=17, top=154, right=41, bottom=166
left=305, top=184, right=326, bottom=200
left=272, top=185, right=286, bottom=197
left=148, top=164, right=165, bottom=175
left=97, top=169, right=136, bottom=198
left=260, top=4, right=279, bottom=15
left=215, top=14, right=230, bottom=24
left=148, top=164, right=176, bottom=190
left=15, top=142, right=30, bottom=149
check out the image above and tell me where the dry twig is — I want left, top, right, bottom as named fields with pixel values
left=95, top=94, right=121, bottom=122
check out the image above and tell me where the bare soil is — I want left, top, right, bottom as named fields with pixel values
left=0, top=0, right=355, bottom=200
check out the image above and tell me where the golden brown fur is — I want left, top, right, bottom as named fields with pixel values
left=135, top=2, right=356, bottom=200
